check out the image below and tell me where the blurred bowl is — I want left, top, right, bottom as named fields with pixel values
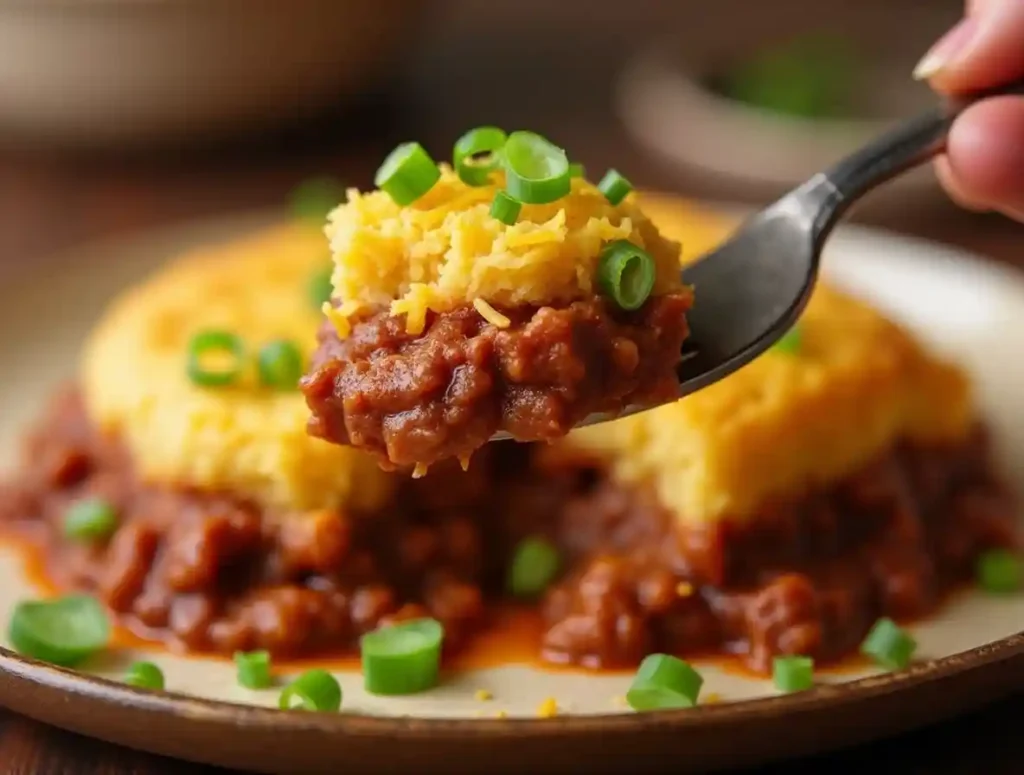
left=0, top=0, right=426, bottom=149
left=615, top=38, right=943, bottom=215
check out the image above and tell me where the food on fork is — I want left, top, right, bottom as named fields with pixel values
left=301, top=128, right=694, bottom=474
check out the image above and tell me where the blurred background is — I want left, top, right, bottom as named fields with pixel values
left=0, top=0, right=1018, bottom=275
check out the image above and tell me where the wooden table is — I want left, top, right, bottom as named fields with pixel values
left=1, top=9, right=1022, bottom=772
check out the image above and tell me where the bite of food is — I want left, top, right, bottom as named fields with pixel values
left=301, top=128, right=693, bottom=474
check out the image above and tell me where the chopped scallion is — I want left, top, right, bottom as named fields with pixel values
left=772, top=655, right=814, bottom=693
left=308, top=266, right=333, bottom=309
left=125, top=661, right=165, bottom=691
left=63, top=498, right=118, bottom=542
left=490, top=191, right=522, bottom=225
left=626, top=654, right=703, bottom=711
left=502, top=131, right=571, bottom=204
left=279, top=669, right=342, bottom=712
left=360, top=618, right=444, bottom=696
left=375, top=142, right=441, bottom=206
left=186, top=330, right=246, bottom=388
left=453, top=126, right=507, bottom=186
left=234, top=650, right=272, bottom=689
left=596, top=240, right=656, bottom=311
left=257, top=340, right=304, bottom=391
left=569, top=162, right=586, bottom=179
left=597, top=169, right=633, bottom=205
left=773, top=326, right=802, bottom=354
left=860, top=618, right=916, bottom=671
left=976, top=549, right=1023, bottom=594
left=289, top=176, right=346, bottom=224
left=8, top=595, right=110, bottom=667
left=507, top=537, right=560, bottom=598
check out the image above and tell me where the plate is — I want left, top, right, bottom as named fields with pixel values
left=0, top=211, right=1022, bottom=774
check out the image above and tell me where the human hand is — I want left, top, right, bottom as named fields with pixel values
left=914, top=0, right=1024, bottom=220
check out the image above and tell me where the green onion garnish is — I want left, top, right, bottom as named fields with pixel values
left=976, top=549, right=1023, bottom=594
left=860, top=618, right=916, bottom=671
left=360, top=618, right=444, bottom=696
left=63, top=498, right=118, bottom=542
left=596, top=240, right=656, bottom=311
left=8, top=595, right=110, bottom=667
left=502, top=131, right=571, bottom=205
left=257, top=340, right=304, bottom=391
left=597, top=169, right=633, bottom=205
left=187, top=330, right=246, bottom=388
left=125, top=661, right=165, bottom=691
left=234, top=650, right=273, bottom=689
left=626, top=653, right=703, bottom=711
left=453, top=126, right=507, bottom=187
left=308, top=266, right=333, bottom=309
left=375, top=142, right=441, bottom=206
left=569, top=162, right=586, bottom=179
left=507, top=537, right=560, bottom=598
left=289, top=176, right=346, bottom=225
left=279, top=669, right=342, bottom=712
left=772, top=655, right=814, bottom=693
left=490, top=191, right=522, bottom=226
left=773, top=326, right=802, bottom=354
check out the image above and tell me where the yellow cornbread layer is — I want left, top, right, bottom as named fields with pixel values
left=81, top=223, right=392, bottom=512
left=324, top=166, right=684, bottom=337
left=555, top=199, right=972, bottom=524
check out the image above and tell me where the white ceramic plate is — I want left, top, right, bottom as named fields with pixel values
left=0, top=212, right=1021, bottom=773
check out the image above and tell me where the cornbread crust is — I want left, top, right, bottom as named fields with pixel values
left=81, top=224, right=391, bottom=512
left=324, top=167, right=685, bottom=338
left=551, top=283, right=971, bottom=524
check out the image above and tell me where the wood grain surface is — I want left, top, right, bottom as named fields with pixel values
left=0, top=2, right=1021, bottom=771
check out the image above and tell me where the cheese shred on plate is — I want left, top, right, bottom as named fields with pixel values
left=323, top=166, right=684, bottom=337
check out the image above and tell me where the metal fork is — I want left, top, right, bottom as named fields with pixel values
left=568, top=75, right=1024, bottom=434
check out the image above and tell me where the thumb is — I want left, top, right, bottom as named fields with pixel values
left=914, top=0, right=1024, bottom=93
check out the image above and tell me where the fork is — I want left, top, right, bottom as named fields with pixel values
left=568, top=75, right=1024, bottom=433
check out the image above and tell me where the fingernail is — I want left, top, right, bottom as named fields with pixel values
left=913, top=16, right=981, bottom=80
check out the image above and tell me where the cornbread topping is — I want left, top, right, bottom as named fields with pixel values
left=304, top=130, right=696, bottom=472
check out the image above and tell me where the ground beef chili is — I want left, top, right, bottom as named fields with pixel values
left=301, top=293, right=693, bottom=471
left=0, top=389, right=1015, bottom=672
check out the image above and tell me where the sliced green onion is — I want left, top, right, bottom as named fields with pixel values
left=375, top=142, right=441, bottom=206
left=490, top=191, right=522, bottom=225
left=234, top=650, right=273, bottom=689
left=502, top=131, right=571, bottom=204
left=507, top=537, right=560, bottom=598
left=976, top=549, right=1023, bottom=594
left=569, top=162, right=586, bottom=179
left=257, top=340, right=304, bottom=391
left=772, top=655, right=814, bottom=693
left=308, top=266, right=333, bottom=309
left=626, top=654, right=703, bottom=711
left=289, top=176, right=346, bottom=224
left=279, top=669, right=342, bottom=712
left=187, top=330, right=246, bottom=388
left=8, top=595, right=110, bottom=667
left=125, top=661, right=165, bottom=690
left=773, top=326, right=802, bottom=354
left=597, top=240, right=656, bottom=311
left=453, top=126, right=507, bottom=186
left=860, top=618, right=916, bottom=671
left=361, top=618, right=444, bottom=696
left=597, top=169, right=633, bottom=205
left=63, top=498, right=118, bottom=542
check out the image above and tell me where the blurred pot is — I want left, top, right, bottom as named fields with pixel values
left=0, top=0, right=426, bottom=149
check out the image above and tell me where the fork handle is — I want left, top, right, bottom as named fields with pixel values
left=814, top=76, right=1024, bottom=237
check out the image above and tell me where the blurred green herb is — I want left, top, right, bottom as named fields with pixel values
left=290, top=176, right=347, bottom=225
left=713, top=35, right=858, bottom=120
